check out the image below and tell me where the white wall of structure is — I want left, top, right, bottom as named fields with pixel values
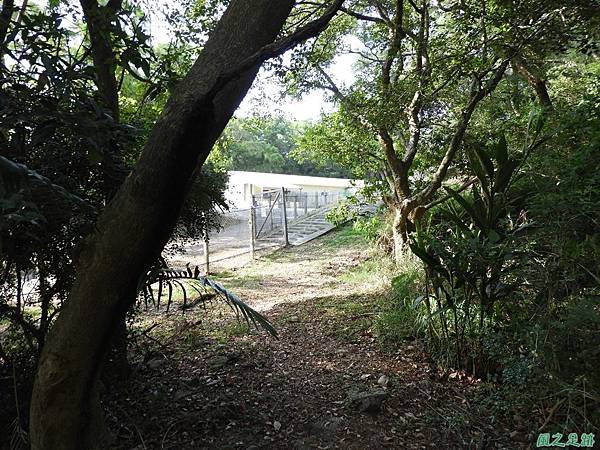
left=225, top=171, right=363, bottom=209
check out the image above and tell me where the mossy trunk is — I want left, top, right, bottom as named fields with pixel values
left=391, top=203, right=425, bottom=262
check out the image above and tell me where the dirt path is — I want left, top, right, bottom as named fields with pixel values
left=107, top=228, right=520, bottom=449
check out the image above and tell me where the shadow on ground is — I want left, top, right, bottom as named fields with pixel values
left=105, top=228, right=526, bottom=450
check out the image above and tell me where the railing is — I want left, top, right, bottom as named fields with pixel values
left=168, top=189, right=349, bottom=273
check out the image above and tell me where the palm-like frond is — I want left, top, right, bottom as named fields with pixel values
left=10, top=417, right=28, bottom=450
left=138, top=263, right=277, bottom=338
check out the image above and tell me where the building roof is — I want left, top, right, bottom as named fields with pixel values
left=229, top=171, right=362, bottom=189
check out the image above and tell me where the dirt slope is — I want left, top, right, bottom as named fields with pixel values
left=106, top=228, right=522, bottom=449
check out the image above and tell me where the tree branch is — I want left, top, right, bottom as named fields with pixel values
left=423, top=177, right=477, bottom=210
left=207, top=0, right=345, bottom=99
left=511, top=56, right=553, bottom=112
left=407, top=0, right=423, bottom=13
left=79, top=0, right=121, bottom=121
left=0, top=0, right=15, bottom=59
left=401, top=90, right=422, bottom=166
left=15, top=0, right=26, bottom=24
left=367, top=0, right=392, bottom=25
left=415, top=59, right=510, bottom=205
left=381, top=0, right=405, bottom=88
left=339, top=6, right=385, bottom=24
left=314, top=64, right=347, bottom=102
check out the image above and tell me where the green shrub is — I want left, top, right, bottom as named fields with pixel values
left=325, top=201, right=351, bottom=226
left=545, top=295, right=600, bottom=388
left=408, top=136, right=526, bottom=375
left=352, top=215, right=383, bottom=242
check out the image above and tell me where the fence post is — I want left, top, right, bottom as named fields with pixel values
left=268, top=195, right=273, bottom=230
left=303, top=193, right=307, bottom=215
left=250, top=205, right=256, bottom=260
left=281, top=187, right=289, bottom=246
left=203, top=229, right=210, bottom=276
left=315, top=191, right=319, bottom=208
left=293, top=194, right=298, bottom=219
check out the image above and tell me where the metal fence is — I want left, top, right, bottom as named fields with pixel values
left=168, top=188, right=347, bottom=273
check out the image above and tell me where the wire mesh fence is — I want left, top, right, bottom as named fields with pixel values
left=168, top=188, right=349, bottom=273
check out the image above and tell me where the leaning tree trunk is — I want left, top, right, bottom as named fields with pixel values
left=29, top=1, right=296, bottom=448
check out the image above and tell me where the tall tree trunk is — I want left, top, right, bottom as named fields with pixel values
left=388, top=62, right=510, bottom=261
left=79, top=0, right=121, bottom=122
left=79, top=0, right=132, bottom=382
left=29, top=1, right=296, bottom=448
left=392, top=204, right=408, bottom=259
left=391, top=201, right=423, bottom=261
left=0, top=0, right=15, bottom=56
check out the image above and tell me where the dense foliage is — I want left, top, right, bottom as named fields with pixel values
left=375, top=59, right=600, bottom=433
left=0, top=0, right=230, bottom=439
left=218, top=114, right=351, bottom=177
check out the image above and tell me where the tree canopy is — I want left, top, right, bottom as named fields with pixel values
left=218, top=114, right=351, bottom=177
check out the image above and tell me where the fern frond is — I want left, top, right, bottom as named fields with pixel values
left=138, top=264, right=277, bottom=338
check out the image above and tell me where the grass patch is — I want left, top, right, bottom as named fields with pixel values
left=210, top=272, right=263, bottom=289
left=322, top=223, right=368, bottom=250
left=210, top=321, right=255, bottom=343
left=313, top=294, right=372, bottom=317
left=372, top=252, right=426, bottom=349
left=338, top=255, right=394, bottom=293
left=259, top=246, right=299, bottom=263
left=313, top=294, right=377, bottom=341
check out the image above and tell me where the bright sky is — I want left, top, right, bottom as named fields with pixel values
left=148, top=5, right=358, bottom=122
left=32, top=0, right=356, bottom=121
left=237, top=51, right=357, bottom=122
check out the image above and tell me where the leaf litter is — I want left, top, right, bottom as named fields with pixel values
left=105, top=230, right=525, bottom=449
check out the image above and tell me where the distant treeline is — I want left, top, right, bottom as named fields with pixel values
left=216, top=115, right=351, bottom=178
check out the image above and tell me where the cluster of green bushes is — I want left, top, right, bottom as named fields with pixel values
left=374, top=62, right=600, bottom=433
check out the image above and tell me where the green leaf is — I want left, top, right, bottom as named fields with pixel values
left=494, top=158, right=519, bottom=193
left=487, top=229, right=501, bottom=244
left=466, top=148, right=490, bottom=197
left=493, top=135, right=508, bottom=164
left=409, top=241, right=439, bottom=269
left=428, top=305, right=451, bottom=320
left=473, top=146, right=494, bottom=180
left=444, top=186, right=487, bottom=231
left=439, top=207, right=471, bottom=235
left=138, top=266, right=278, bottom=338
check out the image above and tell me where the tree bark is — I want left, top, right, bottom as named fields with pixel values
left=29, top=1, right=296, bottom=448
left=391, top=200, right=421, bottom=260
left=392, top=204, right=409, bottom=259
left=79, top=0, right=121, bottom=121
left=512, top=56, right=554, bottom=112
left=79, top=0, right=131, bottom=380
left=511, top=56, right=553, bottom=112
left=0, top=0, right=15, bottom=56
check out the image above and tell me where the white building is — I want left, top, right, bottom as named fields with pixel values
left=225, top=171, right=362, bottom=209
